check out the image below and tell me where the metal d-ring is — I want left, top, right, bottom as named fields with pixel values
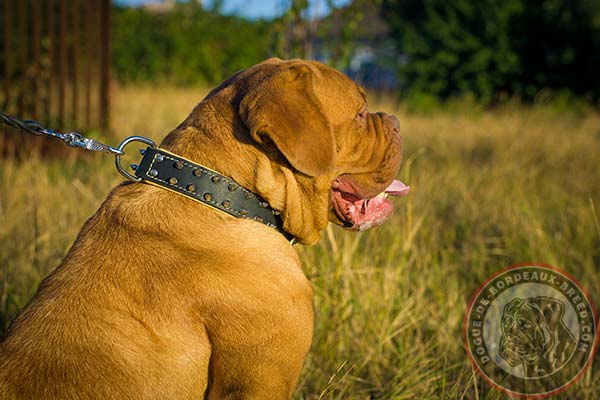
left=115, top=136, right=157, bottom=182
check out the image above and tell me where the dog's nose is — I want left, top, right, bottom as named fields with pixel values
left=378, top=112, right=400, bottom=137
left=392, top=119, right=400, bottom=136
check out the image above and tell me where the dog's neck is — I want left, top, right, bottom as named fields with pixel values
left=133, top=146, right=292, bottom=241
left=158, top=101, right=331, bottom=245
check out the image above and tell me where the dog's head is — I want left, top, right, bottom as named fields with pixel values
left=162, top=58, right=408, bottom=244
left=499, top=296, right=571, bottom=374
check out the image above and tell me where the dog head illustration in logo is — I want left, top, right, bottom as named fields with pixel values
left=499, top=296, right=577, bottom=377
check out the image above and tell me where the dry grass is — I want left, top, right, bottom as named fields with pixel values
left=1, top=85, right=599, bottom=399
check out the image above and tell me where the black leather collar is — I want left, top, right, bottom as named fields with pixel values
left=135, top=147, right=294, bottom=242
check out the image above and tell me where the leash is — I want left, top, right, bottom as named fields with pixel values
left=0, top=111, right=294, bottom=243
left=0, top=111, right=123, bottom=155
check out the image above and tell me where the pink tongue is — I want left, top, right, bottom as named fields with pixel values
left=384, top=180, right=410, bottom=196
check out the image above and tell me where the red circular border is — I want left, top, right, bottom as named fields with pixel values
left=462, top=262, right=600, bottom=398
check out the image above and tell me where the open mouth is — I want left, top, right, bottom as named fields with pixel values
left=331, top=177, right=410, bottom=231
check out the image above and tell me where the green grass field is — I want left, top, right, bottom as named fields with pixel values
left=1, top=86, right=599, bottom=399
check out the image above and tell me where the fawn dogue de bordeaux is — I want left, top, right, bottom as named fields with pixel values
left=0, top=58, right=408, bottom=399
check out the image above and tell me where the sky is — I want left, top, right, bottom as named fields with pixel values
left=114, top=0, right=351, bottom=20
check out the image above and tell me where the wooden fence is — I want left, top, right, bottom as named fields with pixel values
left=1, top=0, right=111, bottom=146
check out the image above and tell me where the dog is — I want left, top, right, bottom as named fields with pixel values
left=0, top=58, right=408, bottom=399
left=499, top=296, right=577, bottom=377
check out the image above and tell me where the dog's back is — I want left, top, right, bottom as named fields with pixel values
left=0, top=186, right=215, bottom=399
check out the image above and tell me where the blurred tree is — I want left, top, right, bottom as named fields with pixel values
left=112, top=2, right=272, bottom=85
left=320, top=0, right=384, bottom=71
left=271, top=0, right=385, bottom=71
left=271, top=0, right=319, bottom=60
left=382, top=0, right=600, bottom=103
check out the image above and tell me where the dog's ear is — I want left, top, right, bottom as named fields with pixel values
left=239, top=63, right=335, bottom=177
left=534, top=296, right=564, bottom=328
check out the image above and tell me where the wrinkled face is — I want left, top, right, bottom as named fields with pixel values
left=309, top=66, right=409, bottom=230
left=499, top=299, right=555, bottom=368
left=219, top=58, right=409, bottom=239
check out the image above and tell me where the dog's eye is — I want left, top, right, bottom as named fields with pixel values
left=519, top=320, right=531, bottom=330
left=357, top=109, right=367, bottom=120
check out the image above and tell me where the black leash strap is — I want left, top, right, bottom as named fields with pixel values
left=0, top=111, right=123, bottom=154
left=0, top=111, right=47, bottom=135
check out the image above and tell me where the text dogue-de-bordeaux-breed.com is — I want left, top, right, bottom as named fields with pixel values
left=0, top=58, right=409, bottom=399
